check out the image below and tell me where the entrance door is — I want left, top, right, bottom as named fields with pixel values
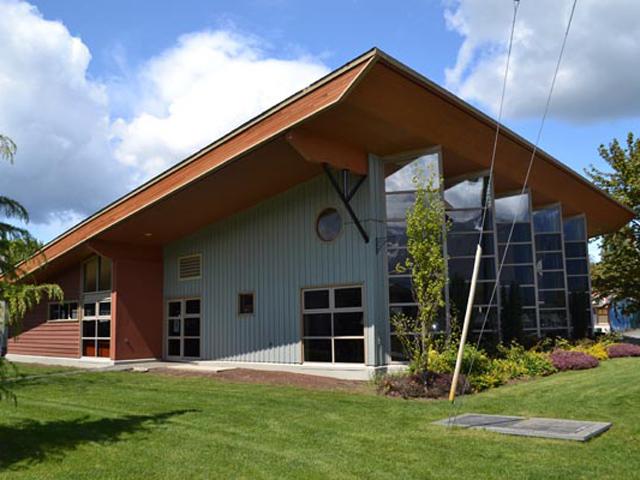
left=166, top=298, right=201, bottom=359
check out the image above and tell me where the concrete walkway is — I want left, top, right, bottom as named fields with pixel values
left=6, top=354, right=396, bottom=380
left=622, top=329, right=640, bottom=345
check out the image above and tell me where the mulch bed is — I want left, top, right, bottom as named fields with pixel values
left=150, top=367, right=372, bottom=393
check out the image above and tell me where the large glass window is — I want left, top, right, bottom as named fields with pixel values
left=302, top=286, right=364, bottom=363
left=82, top=298, right=111, bottom=358
left=83, top=256, right=112, bottom=292
left=385, top=153, right=446, bottom=361
left=563, top=216, right=592, bottom=335
left=495, top=193, right=539, bottom=335
left=445, top=174, right=498, bottom=334
left=533, top=205, right=569, bottom=332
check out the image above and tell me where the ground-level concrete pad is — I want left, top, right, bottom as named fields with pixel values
left=434, top=413, right=611, bottom=442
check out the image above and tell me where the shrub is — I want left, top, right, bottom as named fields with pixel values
left=467, top=370, right=506, bottom=391
left=429, top=343, right=492, bottom=378
left=597, top=332, right=624, bottom=346
left=376, top=371, right=470, bottom=399
left=572, top=341, right=609, bottom=361
left=427, top=342, right=557, bottom=393
left=550, top=350, right=599, bottom=371
left=496, top=343, right=557, bottom=378
left=607, top=343, right=640, bottom=358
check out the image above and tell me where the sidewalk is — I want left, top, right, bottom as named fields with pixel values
left=622, top=329, right=640, bottom=345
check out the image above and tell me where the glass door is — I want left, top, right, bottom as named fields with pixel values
left=166, top=298, right=201, bottom=359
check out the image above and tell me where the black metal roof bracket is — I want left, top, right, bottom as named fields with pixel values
left=322, top=163, right=369, bottom=243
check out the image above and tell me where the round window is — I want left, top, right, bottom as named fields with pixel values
left=316, top=208, right=342, bottom=242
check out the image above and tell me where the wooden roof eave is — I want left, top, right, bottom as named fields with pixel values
left=14, top=50, right=379, bottom=278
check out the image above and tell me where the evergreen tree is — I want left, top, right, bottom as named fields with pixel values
left=1, top=134, right=63, bottom=403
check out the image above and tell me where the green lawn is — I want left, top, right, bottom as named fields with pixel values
left=1, top=359, right=639, bottom=480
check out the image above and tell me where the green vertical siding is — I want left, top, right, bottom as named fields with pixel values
left=164, top=160, right=387, bottom=365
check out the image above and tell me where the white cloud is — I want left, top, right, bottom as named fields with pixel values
left=0, top=1, right=329, bottom=241
left=0, top=0, right=127, bottom=224
left=111, top=30, right=329, bottom=181
left=444, top=0, right=640, bottom=122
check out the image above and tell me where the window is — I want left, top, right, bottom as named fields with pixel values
left=446, top=209, right=492, bottom=233
left=48, top=302, right=78, bottom=321
left=496, top=192, right=539, bottom=336
left=302, top=286, right=364, bottom=363
left=83, top=256, right=112, bottom=292
left=447, top=232, right=494, bottom=257
left=81, top=299, right=111, bottom=358
left=316, top=208, right=342, bottom=242
left=535, top=234, right=562, bottom=252
left=444, top=175, right=487, bottom=209
left=537, top=252, right=564, bottom=270
left=384, top=153, right=449, bottom=358
left=167, top=298, right=201, bottom=358
left=239, top=293, right=254, bottom=314
left=564, top=242, right=587, bottom=258
left=538, top=290, right=567, bottom=308
left=533, top=206, right=561, bottom=233
left=385, top=154, right=438, bottom=192
left=563, top=216, right=592, bottom=334
left=498, top=244, right=533, bottom=264
left=539, top=309, right=568, bottom=328
left=178, top=254, right=201, bottom=280
left=539, top=272, right=565, bottom=289
left=386, top=193, right=415, bottom=221
left=495, top=194, right=530, bottom=223
left=563, top=216, right=586, bottom=241
left=497, top=223, right=532, bottom=243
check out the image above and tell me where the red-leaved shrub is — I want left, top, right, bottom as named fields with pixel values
left=550, top=350, right=599, bottom=371
left=607, top=343, right=640, bottom=358
left=376, top=371, right=471, bottom=399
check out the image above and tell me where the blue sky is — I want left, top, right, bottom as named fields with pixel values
left=1, top=0, right=638, bottom=244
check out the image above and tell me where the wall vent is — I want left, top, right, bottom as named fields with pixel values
left=178, top=254, right=201, bottom=280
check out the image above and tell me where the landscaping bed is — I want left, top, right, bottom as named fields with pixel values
left=153, top=367, right=369, bottom=393
left=376, top=334, right=640, bottom=399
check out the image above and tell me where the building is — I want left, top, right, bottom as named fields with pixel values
left=4, top=49, right=633, bottom=376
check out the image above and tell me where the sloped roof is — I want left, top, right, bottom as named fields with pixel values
left=17, top=48, right=634, bottom=278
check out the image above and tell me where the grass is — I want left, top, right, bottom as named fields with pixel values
left=1, top=359, right=639, bottom=479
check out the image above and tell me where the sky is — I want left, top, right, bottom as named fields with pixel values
left=0, top=0, right=638, bottom=246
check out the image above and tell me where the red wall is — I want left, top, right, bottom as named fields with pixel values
left=8, top=242, right=164, bottom=362
left=112, top=255, right=163, bottom=361
left=7, top=266, right=81, bottom=358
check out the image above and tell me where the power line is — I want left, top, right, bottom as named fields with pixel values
left=449, top=0, right=579, bottom=420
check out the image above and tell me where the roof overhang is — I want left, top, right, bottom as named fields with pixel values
left=17, top=48, right=634, bottom=280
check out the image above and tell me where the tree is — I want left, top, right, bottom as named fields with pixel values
left=391, top=166, right=447, bottom=373
left=0, top=134, right=16, bottom=162
left=586, top=133, right=640, bottom=313
left=1, top=134, right=63, bottom=403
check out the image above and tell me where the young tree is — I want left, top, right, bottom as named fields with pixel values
left=391, top=166, right=447, bottom=373
left=586, top=133, right=640, bottom=313
left=1, top=135, right=63, bottom=403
